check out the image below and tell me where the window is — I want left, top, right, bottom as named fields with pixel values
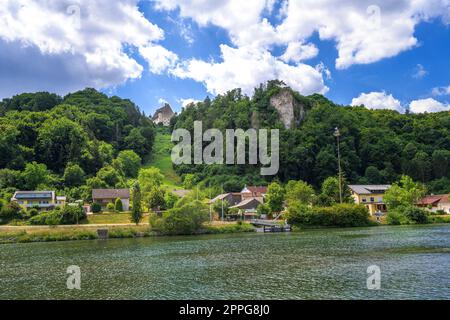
left=362, top=198, right=367, bottom=203
left=370, top=197, right=375, bottom=202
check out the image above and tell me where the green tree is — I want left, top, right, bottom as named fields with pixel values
left=384, top=175, right=426, bottom=210
left=114, top=198, right=123, bottom=212
left=320, top=176, right=352, bottom=204
left=21, top=162, right=50, bottom=190
left=213, top=199, right=229, bottom=216
left=266, top=182, right=285, bottom=214
left=63, top=163, right=85, bottom=187
left=285, top=180, right=315, bottom=206
left=138, top=167, right=163, bottom=193
left=131, top=182, right=143, bottom=225
left=115, top=150, right=141, bottom=178
left=147, top=187, right=166, bottom=211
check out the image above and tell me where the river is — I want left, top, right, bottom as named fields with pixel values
left=0, top=224, right=449, bottom=299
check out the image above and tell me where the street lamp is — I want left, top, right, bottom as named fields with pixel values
left=334, top=127, right=343, bottom=204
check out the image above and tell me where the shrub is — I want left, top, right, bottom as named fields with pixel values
left=60, top=205, right=86, bottom=224
left=106, top=202, right=115, bottom=212
left=114, top=198, right=123, bottom=212
left=151, top=200, right=208, bottom=235
left=29, top=211, right=62, bottom=226
left=27, top=208, right=39, bottom=218
left=286, top=203, right=371, bottom=227
left=386, top=206, right=429, bottom=225
left=91, top=202, right=102, bottom=213
left=0, top=202, right=22, bottom=224
left=404, top=206, right=429, bottom=224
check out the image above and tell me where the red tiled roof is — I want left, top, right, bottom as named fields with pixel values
left=244, top=186, right=267, bottom=194
left=418, top=194, right=449, bottom=205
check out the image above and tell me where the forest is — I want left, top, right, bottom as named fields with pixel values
left=0, top=89, right=155, bottom=201
left=172, top=81, right=450, bottom=194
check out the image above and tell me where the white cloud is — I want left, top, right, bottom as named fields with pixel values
left=139, top=44, right=178, bottom=74
left=409, top=98, right=449, bottom=113
left=432, top=86, right=450, bottom=96
left=179, top=98, right=200, bottom=108
left=158, top=98, right=168, bottom=105
left=413, top=64, right=428, bottom=79
left=171, top=44, right=328, bottom=96
left=155, top=0, right=450, bottom=69
left=351, top=91, right=404, bottom=112
left=0, top=0, right=176, bottom=97
left=280, top=42, right=319, bottom=63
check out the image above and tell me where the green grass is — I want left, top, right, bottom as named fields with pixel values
left=86, top=212, right=135, bottom=224
left=144, top=133, right=182, bottom=188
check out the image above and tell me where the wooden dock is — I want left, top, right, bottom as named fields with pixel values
left=250, top=219, right=292, bottom=233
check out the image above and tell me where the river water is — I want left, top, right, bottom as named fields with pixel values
left=0, top=225, right=449, bottom=299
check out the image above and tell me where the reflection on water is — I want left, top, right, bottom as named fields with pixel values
left=0, top=225, right=449, bottom=299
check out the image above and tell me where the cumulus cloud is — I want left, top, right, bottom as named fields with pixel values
left=280, top=42, right=319, bottom=63
left=409, top=98, right=449, bottom=113
left=155, top=0, right=450, bottom=69
left=0, top=0, right=176, bottom=97
left=171, top=44, right=328, bottom=96
left=139, top=44, right=178, bottom=74
left=351, top=91, right=404, bottom=112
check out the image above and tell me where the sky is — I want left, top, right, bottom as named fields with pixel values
left=0, top=0, right=449, bottom=116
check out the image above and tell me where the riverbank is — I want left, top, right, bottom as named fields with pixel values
left=0, top=222, right=255, bottom=244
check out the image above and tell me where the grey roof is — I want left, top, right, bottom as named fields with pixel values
left=92, top=189, right=130, bottom=199
left=13, top=191, right=54, bottom=199
left=348, top=185, right=391, bottom=195
left=230, top=197, right=262, bottom=209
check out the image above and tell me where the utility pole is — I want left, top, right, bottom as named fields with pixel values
left=334, top=127, right=343, bottom=204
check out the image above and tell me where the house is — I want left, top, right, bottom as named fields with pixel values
left=209, top=193, right=242, bottom=206
left=348, top=185, right=391, bottom=215
left=92, top=189, right=130, bottom=211
left=11, top=191, right=66, bottom=210
left=152, top=103, right=175, bottom=126
left=417, top=195, right=450, bottom=214
left=230, top=198, right=263, bottom=220
left=241, top=185, right=267, bottom=198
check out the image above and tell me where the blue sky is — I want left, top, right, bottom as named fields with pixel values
left=0, top=0, right=449, bottom=115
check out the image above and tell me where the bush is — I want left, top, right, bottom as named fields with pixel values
left=150, top=200, right=208, bottom=235
left=286, top=203, right=371, bottom=227
left=114, top=198, right=123, bottom=212
left=60, top=206, right=86, bottom=224
left=27, top=208, right=39, bottom=218
left=106, top=203, right=115, bottom=212
left=29, top=211, right=62, bottom=226
left=0, top=202, right=22, bottom=224
left=387, top=206, right=429, bottom=225
left=91, top=203, right=102, bottom=213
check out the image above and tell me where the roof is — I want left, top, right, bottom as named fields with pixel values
left=230, top=197, right=263, bottom=209
left=13, top=191, right=54, bottom=199
left=152, top=104, right=174, bottom=120
left=418, top=194, right=449, bottom=205
left=92, top=189, right=130, bottom=199
left=348, top=185, right=391, bottom=195
left=242, top=186, right=268, bottom=194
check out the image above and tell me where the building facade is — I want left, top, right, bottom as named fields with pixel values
left=348, top=185, right=391, bottom=215
left=11, top=191, right=66, bottom=210
left=417, top=195, right=450, bottom=214
left=92, top=189, right=130, bottom=211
